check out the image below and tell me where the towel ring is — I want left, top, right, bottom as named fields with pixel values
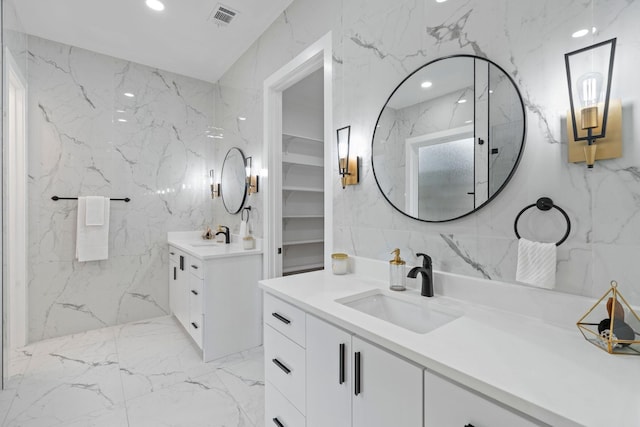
left=241, top=206, right=251, bottom=222
left=514, top=197, right=571, bottom=246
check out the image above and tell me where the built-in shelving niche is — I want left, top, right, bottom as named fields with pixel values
left=282, top=133, right=324, bottom=276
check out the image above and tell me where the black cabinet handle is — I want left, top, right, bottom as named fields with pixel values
left=272, top=312, right=291, bottom=325
left=170, top=251, right=175, bottom=255
left=464, top=425, right=475, bottom=427
left=272, top=418, right=284, bottom=427
left=179, top=256, right=184, bottom=271
left=173, top=267, right=176, bottom=280
left=339, top=343, right=345, bottom=384
left=272, top=358, right=291, bottom=374
left=354, top=351, right=361, bottom=395
left=191, top=264, right=199, bottom=270
left=191, top=322, right=199, bottom=329
left=191, top=290, right=198, bottom=295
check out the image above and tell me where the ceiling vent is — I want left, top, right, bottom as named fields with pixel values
left=209, top=3, right=239, bottom=26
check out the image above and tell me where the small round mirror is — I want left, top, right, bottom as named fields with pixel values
left=220, top=147, right=248, bottom=214
left=372, top=55, right=526, bottom=222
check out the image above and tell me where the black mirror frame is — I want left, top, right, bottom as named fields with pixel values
left=220, top=147, right=248, bottom=215
left=371, top=54, right=527, bottom=223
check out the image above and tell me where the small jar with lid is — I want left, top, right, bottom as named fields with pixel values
left=389, top=248, right=406, bottom=291
left=331, top=253, right=349, bottom=275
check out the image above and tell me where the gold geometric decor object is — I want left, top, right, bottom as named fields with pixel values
left=577, top=281, right=640, bottom=355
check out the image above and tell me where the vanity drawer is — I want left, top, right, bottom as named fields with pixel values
left=265, top=325, right=306, bottom=414
left=266, top=381, right=305, bottom=427
left=264, top=294, right=306, bottom=347
left=168, top=246, right=181, bottom=263
left=189, top=275, right=204, bottom=348
left=189, top=257, right=204, bottom=279
left=424, top=370, right=540, bottom=427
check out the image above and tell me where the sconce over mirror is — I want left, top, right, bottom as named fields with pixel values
left=337, top=125, right=360, bottom=189
left=220, top=147, right=248, bottom=214
left=372, top=55, right=526, bottom=222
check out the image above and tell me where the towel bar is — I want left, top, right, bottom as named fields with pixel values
left=51, top=196, right=131, bottom=202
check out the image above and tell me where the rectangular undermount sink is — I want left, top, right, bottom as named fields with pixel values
left=338, top=290, right=460, bottom=334
left=189, top=241, right=223, bottom=247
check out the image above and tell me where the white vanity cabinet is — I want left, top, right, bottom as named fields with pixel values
left=305, top=315, right=422, bottom=427
left=424, top=370, right=541, bottom=427
left=168, top=244, right=262, bottom=362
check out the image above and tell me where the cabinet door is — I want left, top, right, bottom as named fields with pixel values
left=306, top=315, right=351, bottom=427
left=352, top=337, right=422, bottom=427
left=169, top=258, right=178, bottom=316
left=424, top=370, right=541, bottom=427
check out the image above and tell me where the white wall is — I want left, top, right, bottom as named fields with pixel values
left=26, top=36, right=215, bottom=341
left=214, top=0, right=640, bottom=305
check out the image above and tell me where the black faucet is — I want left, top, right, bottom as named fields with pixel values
left=215, top=226, right=230, bottom=244
left=407, top=253, right=433, bottom=297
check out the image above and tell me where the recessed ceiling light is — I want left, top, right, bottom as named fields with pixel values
left=118, top=119, right=128, bottom=123
left=572, top=29, right=589, bottom=38
left=457, top=99, right=467, bottom=104
left=116, top=109, right=126, bottom=113
left=421, top=81, right=433, bottom=89
left=146, top=0, right=165, bottom=12
left=436, top=0, right=447, bottom=3
left=238, top=116, right=247, bottom=121
left=124, top=92, right=135, bottom=98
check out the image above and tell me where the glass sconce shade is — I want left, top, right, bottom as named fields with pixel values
left=337, top=125, right=351, bottom=174
left=565, top=38, right=616, bottom=142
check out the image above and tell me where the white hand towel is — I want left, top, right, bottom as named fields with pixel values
left=76, top=197, right=110, bottom=262
left=85, top=196, right=105, bottom=226
left=515, top=238, right=556, bottom=289
left=239, top=218, right=248, bottom=238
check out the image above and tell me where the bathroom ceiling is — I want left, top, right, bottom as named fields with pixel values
left=13, top=0, right=294, bottom=83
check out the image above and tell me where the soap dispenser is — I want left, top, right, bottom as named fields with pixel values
left=389, top=248, right=406, bottom=291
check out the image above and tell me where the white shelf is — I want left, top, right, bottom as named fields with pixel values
left=283, top=239, right=324, bottom=246
left=282, top=214, right=324, bottom=219
left=283, top=186, right=323, bottom=193
left=283, top=133, right=323, bottom=144
left=282, top=152, right=323, bottom=167
left=283, top=263, right=324, bottom=275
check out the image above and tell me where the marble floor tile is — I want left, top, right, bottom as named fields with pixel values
left=125, top=371, right=254, bottom=427
left=215, top=350, right=265, bottom=427
left=1, top=315, right=265, bottom=427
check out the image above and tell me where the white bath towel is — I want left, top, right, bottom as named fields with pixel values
left=515, top=238, right=556, bottom=289
left=85, top=196, right=106, bottom=226
left=76, top=196, right=110, bottom=262
left=239, top=218, right=248, bottom=238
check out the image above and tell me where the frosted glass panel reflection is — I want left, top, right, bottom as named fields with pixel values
left=419, top=138, right=474, bottom=220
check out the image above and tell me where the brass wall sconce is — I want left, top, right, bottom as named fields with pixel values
left=565, top=38, right=621, bottom=168
left=337, top=125, right=360, bottom=189
left=209, top=169, right=220, bottom=198
left=245, top=156, right=259, bottom=195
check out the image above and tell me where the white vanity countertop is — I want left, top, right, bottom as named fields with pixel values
left=168, top=231, right=262, bottom=260
left=259, top=269, right=640, bottom=427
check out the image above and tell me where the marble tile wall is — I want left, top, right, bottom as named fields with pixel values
left=27, top=36, right=215, bottom=341
left=215, top=0, right=640, bottom=305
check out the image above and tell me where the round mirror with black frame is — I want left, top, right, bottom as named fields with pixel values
left=220, top=147, right=248, bottom=214
left=371, top=55, right=526, bottom=222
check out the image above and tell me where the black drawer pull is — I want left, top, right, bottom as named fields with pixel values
left=191, top=322, right=199, bottom=329
left=169, top=251, right=175, bottom=255
left=339, top=343, right=345, bottom=384
left=191, top=290, right=198, bottom=295
left=191, top=264, right=199, bottom=269
left=272, top=358, right=291, bottom=374
left=464, top=425, right=475, bottom=427
left=354, top=351, right=361, bottom=395
left=272, top=418, right=284, bottom=427
left=179, top=255, right=184, bottom=271
left=173, top=266, right=176, bottom=280
left=272, top=312, right=291, bottom=325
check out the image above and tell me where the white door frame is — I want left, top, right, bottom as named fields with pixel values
left=263, top=32, right=334, bottom=279
left=4, top=46, right=28, bottom=354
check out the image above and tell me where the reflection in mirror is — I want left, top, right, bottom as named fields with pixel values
left=372, top=55, right=525, bottom=222
left=220, top=147, right=248, bottom=214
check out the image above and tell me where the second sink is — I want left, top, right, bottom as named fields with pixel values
left=338, top=290, right=460, bottom=334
